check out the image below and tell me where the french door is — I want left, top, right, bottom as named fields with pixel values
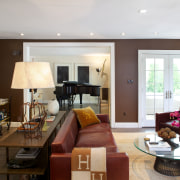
left=139, top=51, right=180, bottom=127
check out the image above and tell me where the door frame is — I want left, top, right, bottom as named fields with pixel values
left=23, top=42, right=115, bottom=127
left=138, top=50, right=180, bottom=127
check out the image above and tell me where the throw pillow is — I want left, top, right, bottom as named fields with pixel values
left=73, top=106, right=100, bottom=128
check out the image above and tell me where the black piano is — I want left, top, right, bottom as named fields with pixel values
left=54, top=81, right=100, bottom=106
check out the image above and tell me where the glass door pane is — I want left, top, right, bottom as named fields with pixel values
left=171, top=57, right=180, bottom=111
left=145, top=57, right=165, bottom=123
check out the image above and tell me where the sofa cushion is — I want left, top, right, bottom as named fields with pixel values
left=75, top=131, right=117, bottom=152
left=79, top=123, right=111, bottom=134
left=73, top=106, right=100, bottom=128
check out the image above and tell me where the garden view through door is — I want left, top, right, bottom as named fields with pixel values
left=140, top=52, right=180, bottom=127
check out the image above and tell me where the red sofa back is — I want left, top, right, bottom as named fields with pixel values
left=51, top=111, right=78, bottom=153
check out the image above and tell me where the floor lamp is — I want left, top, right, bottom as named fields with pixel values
left=11, top=62, right=55, bottom=138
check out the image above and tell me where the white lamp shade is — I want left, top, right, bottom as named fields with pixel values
left=11, top=62, right=55, bottom=89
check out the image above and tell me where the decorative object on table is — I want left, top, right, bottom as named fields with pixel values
left=7, top=158, right=38, bottom=169
left=46, top=115, right=56, bottom=122
left=47, top=99, right=59, bottom=115
left=146, top=141, right=171, bottom=151
left=157, top=127, right=176, bottom=139
left=11, top=62, right=55, bottom=138
left=170, top=111, right=180, bottom=120
left=171, top=120, right=179, bottom=127
left=170, top=111, right=180, bottom=127
left=15, top=148, right=41, bottom=159
left=8, top=147, right=41, bottom=169
left=0, top=98, right=11, bottom=136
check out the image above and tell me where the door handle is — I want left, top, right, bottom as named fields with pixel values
left=166, top=91, right=168, bottom=99
left=170, top=91, right=172, bottom=99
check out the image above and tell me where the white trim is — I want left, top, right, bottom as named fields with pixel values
left=138, top=50, right=180, bottom=55
left=138, top=50, right=180, bottom=128
left=109, top=43, right=115, bottom=128
left=113, top=122, right=139, bottom=128
left=23, top=42, right=116, bottom=127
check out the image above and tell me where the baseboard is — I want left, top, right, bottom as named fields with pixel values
left=111, top=122, right=139, bottom=128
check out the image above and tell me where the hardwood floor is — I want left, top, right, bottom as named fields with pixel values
left=112, top=128, right=155, bottom=133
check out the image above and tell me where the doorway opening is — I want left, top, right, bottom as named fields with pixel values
left=23, top=42, right=115, bottom=127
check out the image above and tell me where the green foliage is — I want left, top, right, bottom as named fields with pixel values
left=146, top=63, right=180, bottom=93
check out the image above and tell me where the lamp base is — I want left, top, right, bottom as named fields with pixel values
left=19, top=102, right=47, bottom=139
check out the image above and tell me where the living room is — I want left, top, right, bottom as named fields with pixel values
left=0, top=1, right=180, bottom=180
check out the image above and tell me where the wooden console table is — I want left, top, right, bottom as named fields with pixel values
left=0, top=111, right=66, bottom=180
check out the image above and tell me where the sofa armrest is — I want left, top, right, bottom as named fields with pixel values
left=155, top=112, right=171, bottom=131
left=96, top=114, right=110, bottom=123
left=50, top=152, right=129, bottom=180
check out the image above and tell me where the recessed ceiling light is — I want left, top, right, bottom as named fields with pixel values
left=57, top=33, right=61, bottom=36
left=90, top=32, right=94, bottom=36
left=20, top=33, right=24, bottom=36
left=154, top=32, right=158, bottom=36
left=121, top=32, right=125, bottom=36
left=139, top=9, right=147, bottom=14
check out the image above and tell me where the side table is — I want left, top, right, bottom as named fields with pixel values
left=0, top=111, right=66, bottom=180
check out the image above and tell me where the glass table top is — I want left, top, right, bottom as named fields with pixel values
left=134, top=133, right=180, bottom=160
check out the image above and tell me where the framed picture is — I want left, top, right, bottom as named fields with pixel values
left=54, top=64, right=73, bottom=85
left=75, top=63, right=91, bottom=84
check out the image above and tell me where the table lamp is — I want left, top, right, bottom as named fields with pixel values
left=11, top=62, right=55, bottom=138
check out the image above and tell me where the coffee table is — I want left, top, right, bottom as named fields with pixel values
left=134, top=133, right=180, bottom=176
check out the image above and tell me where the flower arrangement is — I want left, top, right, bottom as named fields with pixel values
left=170, top=111, right=180, bottom=127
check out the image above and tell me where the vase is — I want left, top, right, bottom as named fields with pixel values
left=47, top=99, right=59, bottom=115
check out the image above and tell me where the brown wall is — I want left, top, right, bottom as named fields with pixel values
left=0, top=40, right=23, bottom=121
left=1, top=39, right=180, bottom=123
left=115, top=39, right=180, bottom=123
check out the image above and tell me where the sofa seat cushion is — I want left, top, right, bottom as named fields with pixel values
left=75, top=131, right=117, bottom=152
left=79, top=123, right=111, bottom=134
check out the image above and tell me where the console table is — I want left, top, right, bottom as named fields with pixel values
left=0, top=111, right=66, bottom=180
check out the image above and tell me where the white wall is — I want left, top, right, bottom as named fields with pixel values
left=31, top=55, right=110, bottom=104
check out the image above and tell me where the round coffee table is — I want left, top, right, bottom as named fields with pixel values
left=134, top=134, right=180, bottom=176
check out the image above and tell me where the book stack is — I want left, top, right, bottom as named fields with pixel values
left=146, top=141, right=171, bottom=151
left=46, top=116, right=55, bottom=122
left=15, top=148, right=41, bottom=159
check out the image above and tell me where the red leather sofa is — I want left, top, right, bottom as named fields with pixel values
left=50, top=110, right=129, bottom=180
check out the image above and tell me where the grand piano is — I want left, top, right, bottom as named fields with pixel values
left=54, top=81, right=100, bottom=106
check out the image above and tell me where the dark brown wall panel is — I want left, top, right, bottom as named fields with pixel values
left=115, top=39, right=180, bottom=123
left=0, top=40, right=23, bottom=121
left=1, top=39, right=180, bottom=123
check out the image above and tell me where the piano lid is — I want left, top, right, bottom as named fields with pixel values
left=63, top=81, right=100, bottom=87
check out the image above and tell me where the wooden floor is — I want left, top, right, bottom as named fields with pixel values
left=112, top=127, right=155, bottom=133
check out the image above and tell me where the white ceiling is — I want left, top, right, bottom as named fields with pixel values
left=1, top=0, right=180, bottom=39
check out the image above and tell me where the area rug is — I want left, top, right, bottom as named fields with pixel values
left=113, top=132, right=180, bottom=180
